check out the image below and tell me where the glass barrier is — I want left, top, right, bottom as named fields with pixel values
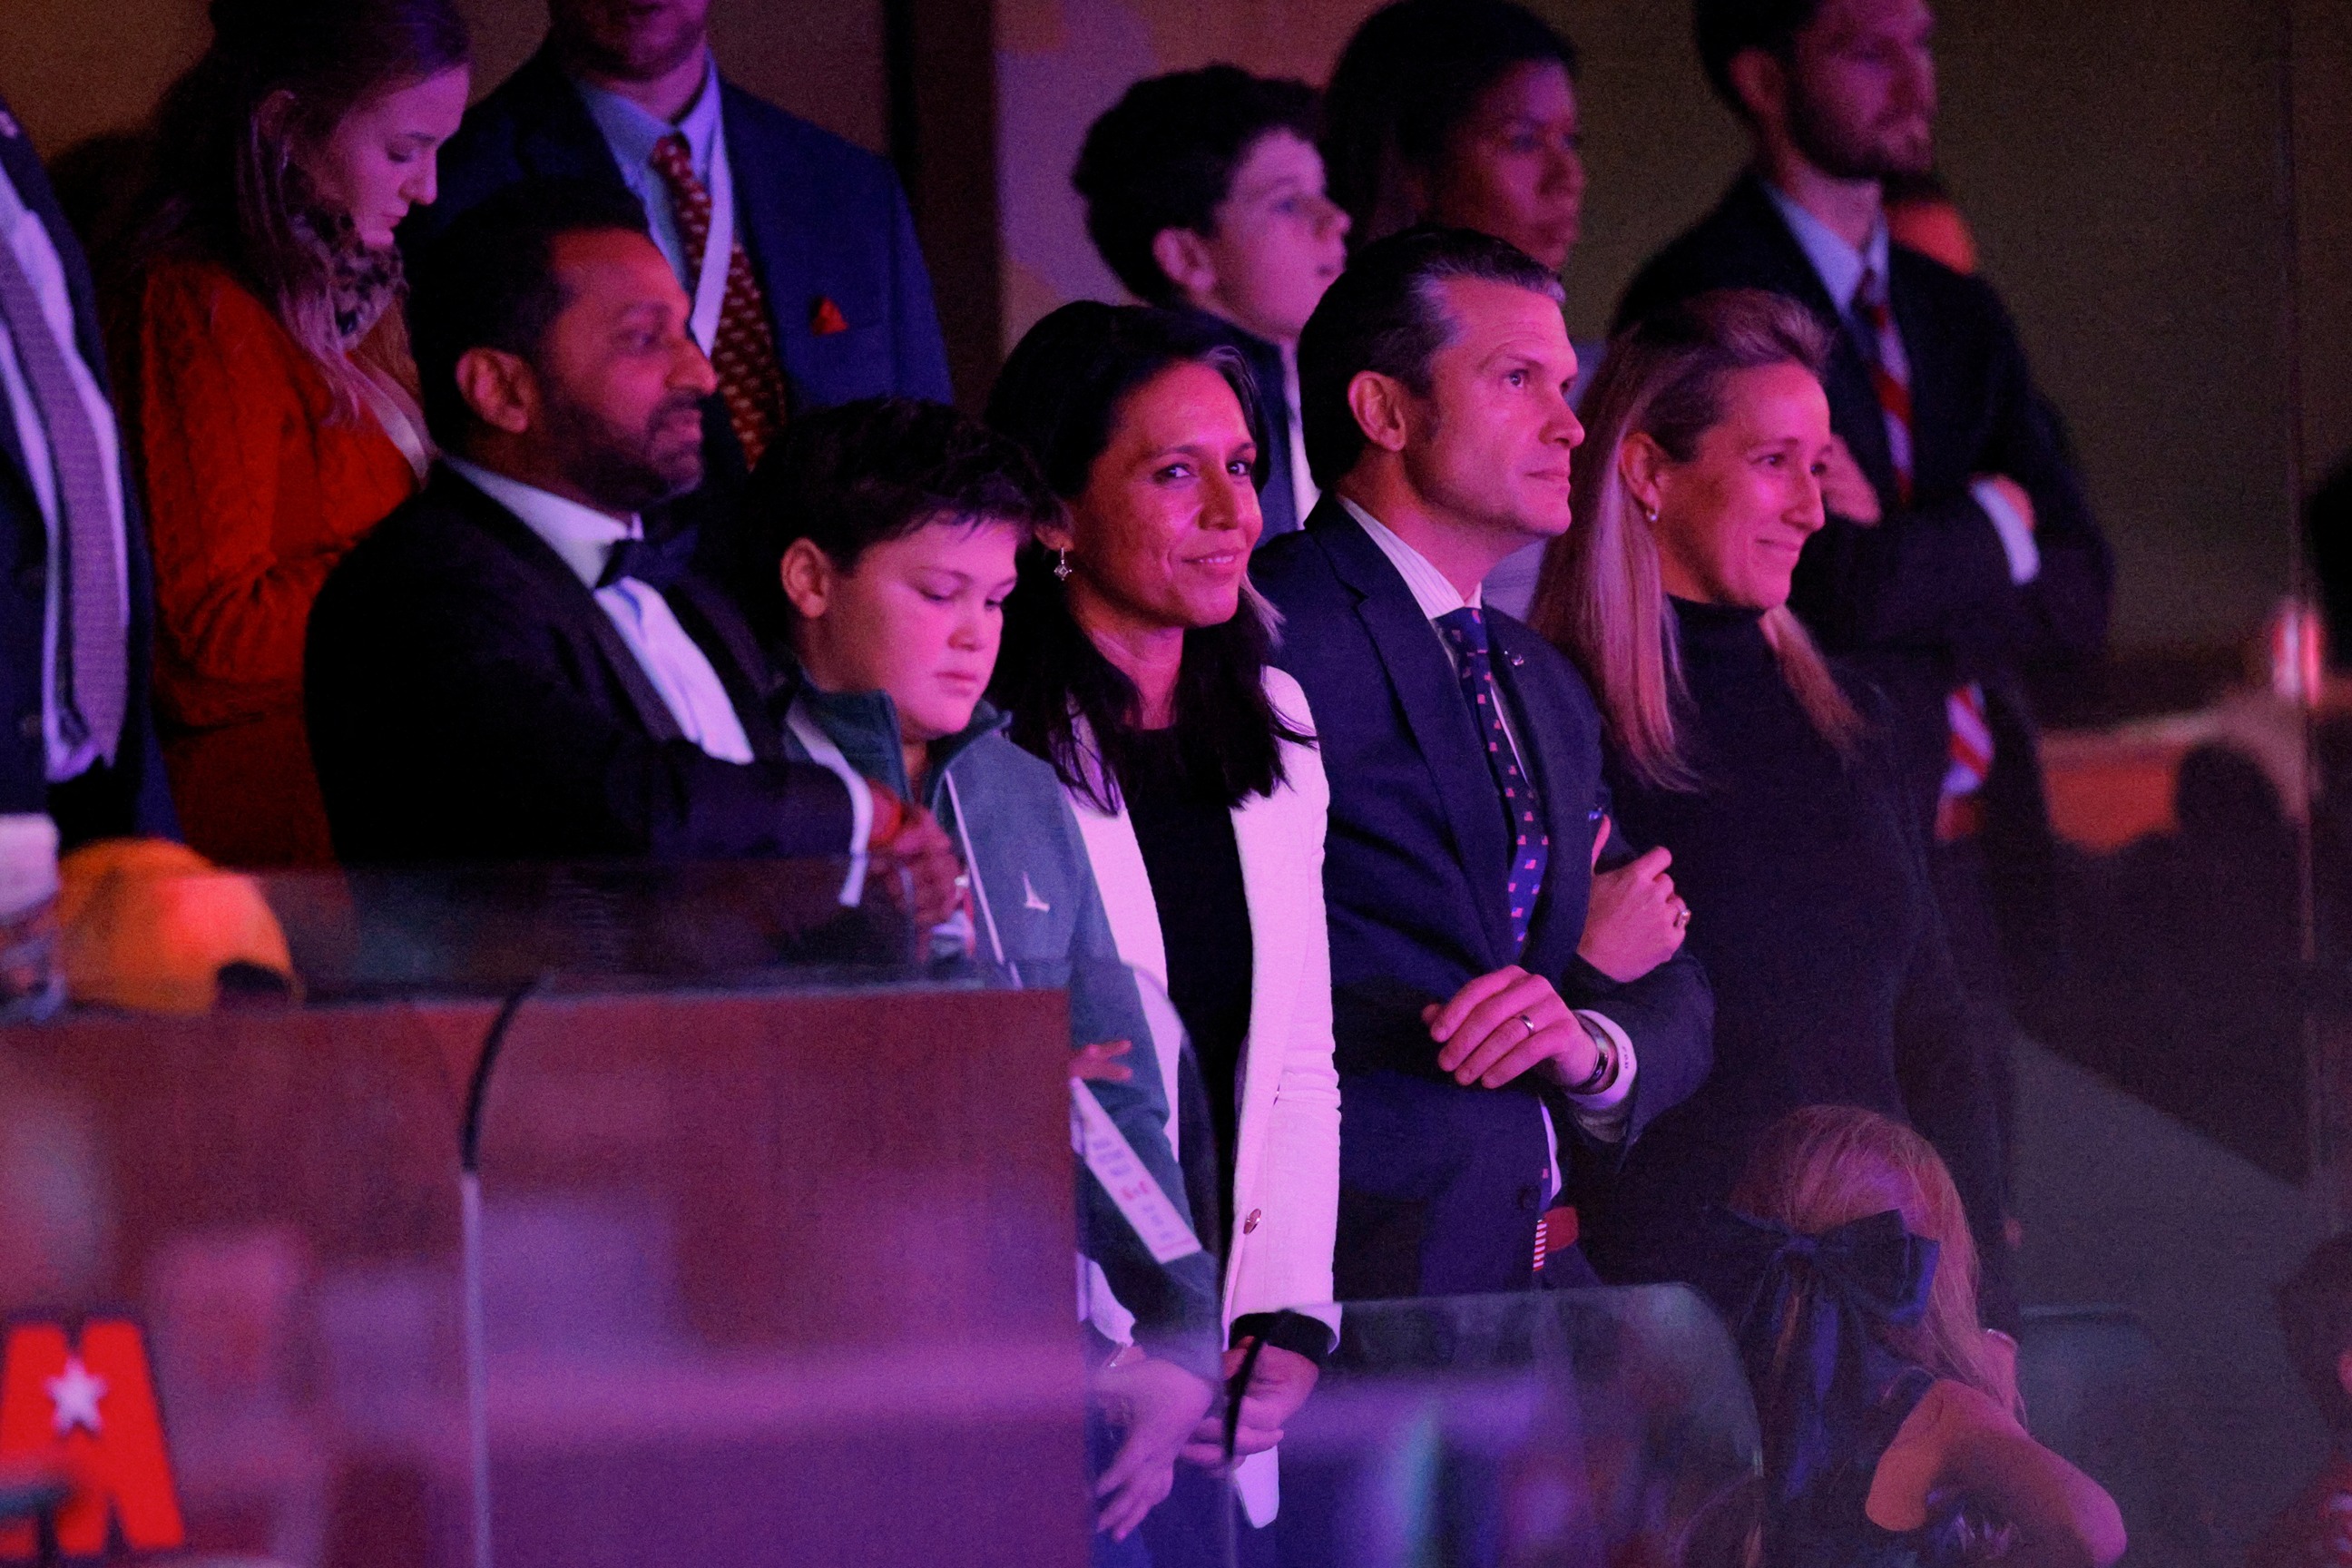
left=43, top=856, right=926, bottom=1007
left=0, top=1007, right=475, bottom=1566
left=1276, top=1288, right=1759, bottom=1568
left=463, top=965, right=1097, bottom=1568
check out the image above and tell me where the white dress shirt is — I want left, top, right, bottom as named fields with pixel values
left=1764, top=183, right=2040, bottom=585
left=575, top=54, right=736, bottom=354
left=1339, top=499, right=1636, bottom=1195
left=444, top=458, right=756, bottom=766
left=0, top=159, right=130, bottom=779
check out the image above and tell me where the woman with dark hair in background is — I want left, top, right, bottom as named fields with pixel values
left=1320, top=0, right=1594, bottom=618
left=1528, top=289, right=2011, bottom=1318
left=988, top=301, right=1339, bottom=1563
left=110, top=0, right=469, bottom=865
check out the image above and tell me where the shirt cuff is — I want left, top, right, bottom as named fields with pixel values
left=1566, top=1010, right=1637, bottom=1142
left=1972, top=478, right=2042, bottom=584
left=799, top=752, right=873, bottom=906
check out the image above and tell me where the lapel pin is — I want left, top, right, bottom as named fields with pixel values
left=809, top=296, right=849, bottom=336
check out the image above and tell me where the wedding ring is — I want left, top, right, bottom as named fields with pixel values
left=1518, top=1013, right=1536, bottom=1039
left=1674, top=906, right=1690, bottom=927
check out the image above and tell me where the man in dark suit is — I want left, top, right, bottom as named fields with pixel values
left=1253, top=227, right=1713, bottom=1299
left=309, top=181, right=954, bottom=913
left=1618, top=0, right=2111, bottom=1080
left=408, top=0, right=952, bottom=535
left=0, top=98, right=175, bottom=848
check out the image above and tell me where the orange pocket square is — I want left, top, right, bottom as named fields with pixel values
left=810, top=297, right=850, bottom=335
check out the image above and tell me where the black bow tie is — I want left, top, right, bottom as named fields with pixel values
left=596, top=532, right=693, bottom=592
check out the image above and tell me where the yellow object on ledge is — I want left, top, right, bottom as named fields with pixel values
left=54, top=839, right=297, bottom=1014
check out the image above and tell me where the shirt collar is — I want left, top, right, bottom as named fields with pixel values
left=1339, top=496, right=1481, bottom=622
left=573, top=50, right=723, bottom=178
left=1764, top=181, right=1890, bottom=315
left=446, top=457, right=641, bottom=590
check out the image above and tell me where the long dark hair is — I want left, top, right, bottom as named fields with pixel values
left=125, top=0, right=469, bottom=410
left=1322, top=0, right=1579, bottom=252
left=986, top=302, right=1309, bottom=814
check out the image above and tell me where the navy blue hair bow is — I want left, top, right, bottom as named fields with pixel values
left=1696, top=1207, right=1939, bottom=1506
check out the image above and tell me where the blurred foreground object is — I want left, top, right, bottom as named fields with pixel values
left=0, top=815, right=64, bottom=1021
left=55, top=839, right=294, bottom=1014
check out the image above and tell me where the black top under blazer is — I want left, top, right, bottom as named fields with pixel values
left=305, top=466, right=853, bottom=865
left=1618, top=173, right=2113, bottom=992
left=1251, top=500, right=1713, bottom=1300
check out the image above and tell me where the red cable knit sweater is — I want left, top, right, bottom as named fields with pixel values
left=122, top=258, right=418, bottom=867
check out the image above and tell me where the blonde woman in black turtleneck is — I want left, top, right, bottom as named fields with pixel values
left=1527, top=289, right=2007, bottom=1312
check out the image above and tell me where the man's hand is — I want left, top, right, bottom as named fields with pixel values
left=1821, top=434, right=1884, bottom=524
left=1973, top=472, right=2037, bottom=534
left=1578, top=815, right=1687, bottom=982
left=1181, top=1342, right=1318, bottom=1466
left=1092, top=1355, right=1215, bottom=1541
left=1422, top=966, right=1598, bottom=1091
left=864, top=785, right=962, bottom=928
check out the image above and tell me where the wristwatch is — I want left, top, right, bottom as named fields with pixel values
left=1565, top=1019, right=1618, bottom=1097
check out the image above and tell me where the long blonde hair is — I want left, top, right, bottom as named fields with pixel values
left=1528, top=289, right=1860, bottom=789
left=1730, top=1105, right=2007, bottom=1408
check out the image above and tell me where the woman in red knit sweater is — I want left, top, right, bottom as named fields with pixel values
left=112, top=0, right=469, bottom=865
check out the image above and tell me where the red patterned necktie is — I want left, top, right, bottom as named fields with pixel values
left=648, top=133, right=788, bottom=469
left=1437, top=606, right=1549, bottom=953
left=1854, top=264, right=1913, bottom=505
left=1860, top=264, right=1991, bottom=838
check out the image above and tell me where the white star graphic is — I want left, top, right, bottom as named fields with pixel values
left=46, top=1357, right=106, bottom=1436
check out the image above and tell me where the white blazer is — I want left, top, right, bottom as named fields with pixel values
left=1064, top=667, right=1341, bottom=1526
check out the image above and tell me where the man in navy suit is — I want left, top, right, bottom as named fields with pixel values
left=410, top=0, right=952, bottom=549
left=1618, top=0, right=2113, bottom=1204
left=0, top=98, right=175, bottom=847
left=1253, top=227, right=1712, bottom=1299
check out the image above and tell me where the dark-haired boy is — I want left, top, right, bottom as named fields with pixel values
left=1073, top=65, right=1349, bottom=538
left=308, top=180, right=953, bottom=916
left=743, top=394, right=1222, bottom=1543
left=2256, top=1234, right=2352, bottom=1568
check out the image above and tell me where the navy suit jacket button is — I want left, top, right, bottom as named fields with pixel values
left=1516, top=1185, right=1538, bottom=1211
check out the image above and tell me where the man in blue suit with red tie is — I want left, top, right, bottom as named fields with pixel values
left=411, top=0, right=952, bottom=559
left=1253, top=227, right=1712, bottom=1299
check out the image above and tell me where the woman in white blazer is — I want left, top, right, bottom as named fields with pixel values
left=990, top=302, right=1342, bottom=1559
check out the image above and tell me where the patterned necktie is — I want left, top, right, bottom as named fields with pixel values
left=1859, top=265, right=1992, bottom=838
left=1437, top=606, right=1549, bottom=952
left=1854, top=264, right=1914, bottom=505
left=648, top=133, right=789, bottom=470
left=0, top=233, right=124, bottom=760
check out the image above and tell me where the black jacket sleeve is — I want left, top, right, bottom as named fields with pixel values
left=308, top=526, right=855, bottom=864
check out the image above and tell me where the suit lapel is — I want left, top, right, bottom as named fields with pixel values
left=1227, top=752, right=1305, bottom=1241
left=0, top=116, right=103, bottom=520
left=1314, top=509, right=1514, bottom=962
left=1728, top=175, right=1902, bottom=505
left=1486, top=616, right=1597, bottom=979
left=436, top=469, right=687, bottom=744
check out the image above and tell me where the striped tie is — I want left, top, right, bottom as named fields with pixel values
left=0, top=233, right=124, bottom=761
left=1854, top=264, right=1914, bottom=505
left=1860, top=265, right=1992, bottom=839
left=649, top=134, right=789, bottom=471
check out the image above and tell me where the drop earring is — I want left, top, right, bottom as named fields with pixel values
left=1054, top=548, right=1073, bottom=583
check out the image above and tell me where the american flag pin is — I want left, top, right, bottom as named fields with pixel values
left=1508, top=653, right=1524, bottom=667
